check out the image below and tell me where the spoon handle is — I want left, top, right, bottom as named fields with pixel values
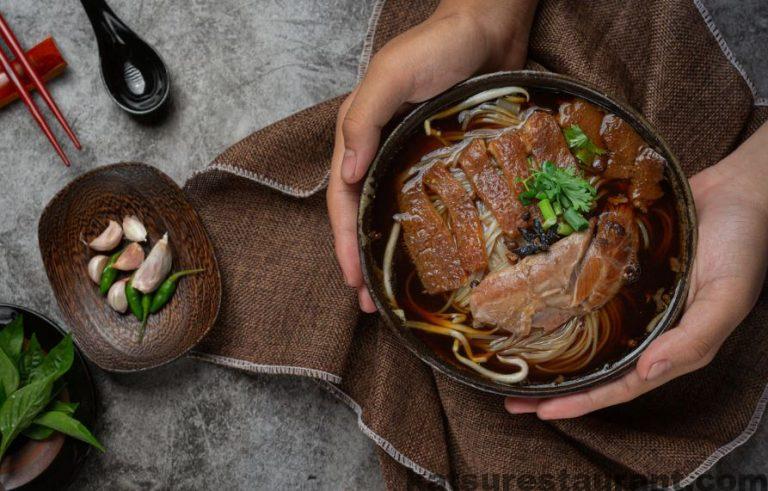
left=79, top=0, right=127, bottom=45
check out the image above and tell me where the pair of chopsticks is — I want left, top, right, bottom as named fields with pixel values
left=0, top=13, right=79, bottom=166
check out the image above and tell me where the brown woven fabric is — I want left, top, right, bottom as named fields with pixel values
left=184, top=0, right=768, bottom=488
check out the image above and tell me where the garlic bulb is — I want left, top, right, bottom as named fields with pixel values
left=132, top=233, right=172, bottom=293
left=89, top=220, right=123, bottom=251
left=107, top=278, right=129, bottom=313
left=113, top=242, right=145, bottom=271
left=123, top=215, right=147, bottom=242
left=87, top=255, right=109, bottom=284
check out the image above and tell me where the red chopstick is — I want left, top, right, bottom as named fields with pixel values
left=0, top=47, right=70, bottom=166
left=0, top=14, right=80, bottom=150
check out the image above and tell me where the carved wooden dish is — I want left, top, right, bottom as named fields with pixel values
left=39, top=163, right=221, bottom=372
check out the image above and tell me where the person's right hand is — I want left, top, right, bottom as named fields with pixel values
left=328, top=0, right=539, bottom=311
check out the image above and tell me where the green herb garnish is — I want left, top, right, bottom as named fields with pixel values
left=0, top=315, right=104, bottom=459
left=563, top=124, right=606, bottom=166
left=519, top=161, right=596, bottom=234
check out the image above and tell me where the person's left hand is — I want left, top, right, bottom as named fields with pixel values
left=505, top=131, right=768, bottom=419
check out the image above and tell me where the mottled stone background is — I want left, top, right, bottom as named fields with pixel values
left=0, top=1, right=764, bottom=489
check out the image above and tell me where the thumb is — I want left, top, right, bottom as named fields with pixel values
left=340, top=56, right=414, bottom=184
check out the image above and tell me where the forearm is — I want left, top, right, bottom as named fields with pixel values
left=435, top=0, right=539, bottom=69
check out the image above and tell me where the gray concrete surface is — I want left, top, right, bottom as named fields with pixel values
left=0, top=1, right=764, bottom=489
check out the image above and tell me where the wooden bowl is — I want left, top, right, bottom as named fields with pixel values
left=358, top=71, right=697, bottom=397
left=0, top=304, right=97, bottom=490
left=39, top=163, right=221, bottom=372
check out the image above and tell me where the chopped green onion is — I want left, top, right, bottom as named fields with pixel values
left=538, top=199, right=557, bottom=229
left=564, top=208, right=589, bottom=231
left=552, top=201, right=563, bottom=216
left=557, top=222, right=574, bottom=236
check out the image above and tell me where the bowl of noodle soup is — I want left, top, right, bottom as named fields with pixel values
left=358, top=71, right=696, bottom=397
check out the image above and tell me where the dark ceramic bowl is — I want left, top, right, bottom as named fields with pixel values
left=358, top=71, right=697, bottom=397
left=0, top=304, right=97, bottom=490
left=39, top=163, right=222, bottom=372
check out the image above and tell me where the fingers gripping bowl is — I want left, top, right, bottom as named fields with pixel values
left=358, top=72, right=696, bottom=397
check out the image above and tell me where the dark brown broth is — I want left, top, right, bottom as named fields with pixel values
left=369, top=91, right=681, bottom=384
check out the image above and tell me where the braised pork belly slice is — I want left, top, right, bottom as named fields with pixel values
left=601, top=113, right=645, bottom=179
left=458, top=139, right=520, bottom=237
left=601, top=114, right=665, bottom=210
left=397, top=178, right=466, bottom=294
left=469, top=205, right=639, bottom=335
left=486, top=130, right=536, bottom=236
left=424, top=162, right=487, bottom=274
left=522, top=111, right=578, bottom=168
left=629, top=147, right=665, bottom=211
left=558, top=99, right=608, bottom=170
left=558, top=99, right=605, bottom=145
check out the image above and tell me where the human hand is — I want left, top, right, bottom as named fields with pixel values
left=506, top=123, right=768, bottom=419
left=327, top=0, right=539, bottom=311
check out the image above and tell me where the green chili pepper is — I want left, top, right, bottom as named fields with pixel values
left=138, top=294, right=152, bottom=342
left=98, top=250, right=123, bottom=295
left=149, top=269, right=204, bottom=314
left=125, top=279, right=144, bottom=320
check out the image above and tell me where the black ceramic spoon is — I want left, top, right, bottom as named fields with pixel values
left=80, top=0, right=170, bottom=116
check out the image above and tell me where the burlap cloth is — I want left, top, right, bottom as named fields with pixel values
left=184, top=1, right=768, bottom=488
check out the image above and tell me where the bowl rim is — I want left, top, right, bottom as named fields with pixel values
left=38, top=162, right=223, bottom=373
left=357, top=70, right=697, bottom=397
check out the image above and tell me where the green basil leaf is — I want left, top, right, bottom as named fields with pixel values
left=28, top=334, right=74, bottom=384
left=0, top=378, right=53, bottom=458
left=33, top=411, right=104, bottom=452
left=0, top=315, right=24, bottom=364
left=0, top=348, right=19, bottom=399
left=47, top=400, right=78, bottom=415
left=22, top=423, right=54, bottom=440
left=18, top=333, right=45, bottom=385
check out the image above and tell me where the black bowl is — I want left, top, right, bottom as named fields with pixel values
left=358, top=71, right=697, bottom=397
left=0, top=304, right=97, bottom=489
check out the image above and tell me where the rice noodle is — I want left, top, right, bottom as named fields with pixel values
left=424, top=87, right=530, bottom=137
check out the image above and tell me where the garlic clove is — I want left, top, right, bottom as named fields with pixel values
left=88, top=255, right=110, bottom=284
left=107, top=278, right=129, bottom=313
left=132, top=233, right=172, bottom=293
left=113, top=242, right=145, bottom=271
left=123, top=215, right=147, bottom=243
left=89, top=220, right=123, bottom=251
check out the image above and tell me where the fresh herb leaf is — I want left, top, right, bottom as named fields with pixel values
left=22, top=424, right=54, bottom=440
left=518, top=161, right=596, bottom=237
left=0, top=378, right=53, bottom=458
left=519, top=162, right=596, bottom=213
left=0, top=315, right=24, bottom=364
left=28, top=334, right=74, bottom=384
left=564, top=124, right=605, bottom=166
left=0, top=349, right=19, bottom=402
left=18, top=333, right=45, bottom=385
left=47, top=400, right=78, bottom=415
left=33, top=411, right=104, bottom=452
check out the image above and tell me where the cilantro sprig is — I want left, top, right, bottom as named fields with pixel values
left=563, top=124, right=606, bottom=166
left=518, top=161, right=597, bottom=233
